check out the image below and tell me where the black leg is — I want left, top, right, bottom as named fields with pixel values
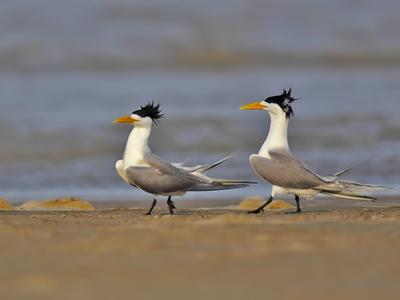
left=294, top=195, right=302, bottom=213
left=248, top=196, right=273, bottom=214
left=167, top=196, right=176, bottom=215
left=145, top=198, right=157, bottom=215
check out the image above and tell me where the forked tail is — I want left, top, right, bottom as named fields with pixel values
left=319, top=180, right=390, bottom=201
left=172, top=155, right=233, bottom=174
left=187, top=178, right=257, bottom=192
left=195, top=155, right=233, bottom=173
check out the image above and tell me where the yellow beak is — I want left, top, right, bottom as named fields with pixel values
left=113, top=115, right=139, bottom=124
left=240, top=102, right=266, bottom=110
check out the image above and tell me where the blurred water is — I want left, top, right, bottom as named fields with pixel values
left=0, top=0, right=399, bottom=201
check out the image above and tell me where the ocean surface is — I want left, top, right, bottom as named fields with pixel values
left=0, top=0, right=399, bottom=201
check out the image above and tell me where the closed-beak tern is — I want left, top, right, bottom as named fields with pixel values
left=114, top=102, right=255, bottom=215
left=240, top=89, right=388, bottom=214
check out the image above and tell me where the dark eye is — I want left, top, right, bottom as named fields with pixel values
left=132, top=110, right=144, bottom=117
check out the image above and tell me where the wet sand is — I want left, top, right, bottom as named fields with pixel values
left=1, top=199, right=400, bottom=300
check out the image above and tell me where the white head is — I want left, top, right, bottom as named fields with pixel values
left=113, top=102, right=164, bottom=127
left=240, top=88, right=297, bottom=119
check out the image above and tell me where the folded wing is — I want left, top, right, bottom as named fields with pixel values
left=250, top=151, right=328, bottom=189
left=125, top=153, right=254, bottom=195
left=250, top=150, right=389, bottom=201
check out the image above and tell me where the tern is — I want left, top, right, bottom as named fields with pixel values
left=240, top=89, right=387, bottom=214
left=114, top=102, right=254, bottom=215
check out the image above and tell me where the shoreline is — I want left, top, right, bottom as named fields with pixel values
left=4, top=194, right=400, bottom=210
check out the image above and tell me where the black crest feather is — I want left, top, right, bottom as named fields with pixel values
left=265, top=88, right=297, bottom=118
left=132, top=102, right=164, bottom=124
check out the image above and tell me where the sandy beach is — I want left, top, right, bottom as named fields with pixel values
left=1, top=198, right=400, bottom=300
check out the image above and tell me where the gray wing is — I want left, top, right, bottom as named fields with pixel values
left=125, top=154, right=205, bottom=195
left=250, top=151, right=330, bottom=189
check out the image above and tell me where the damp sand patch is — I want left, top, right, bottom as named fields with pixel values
left=237, top=196, right=294, bottom=210
left=0, top=198, right=14, bottom=211
left=16, top=197, right=94, bottom=211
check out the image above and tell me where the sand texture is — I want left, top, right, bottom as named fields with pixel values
left=1, top=199, right=400, bottom=300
